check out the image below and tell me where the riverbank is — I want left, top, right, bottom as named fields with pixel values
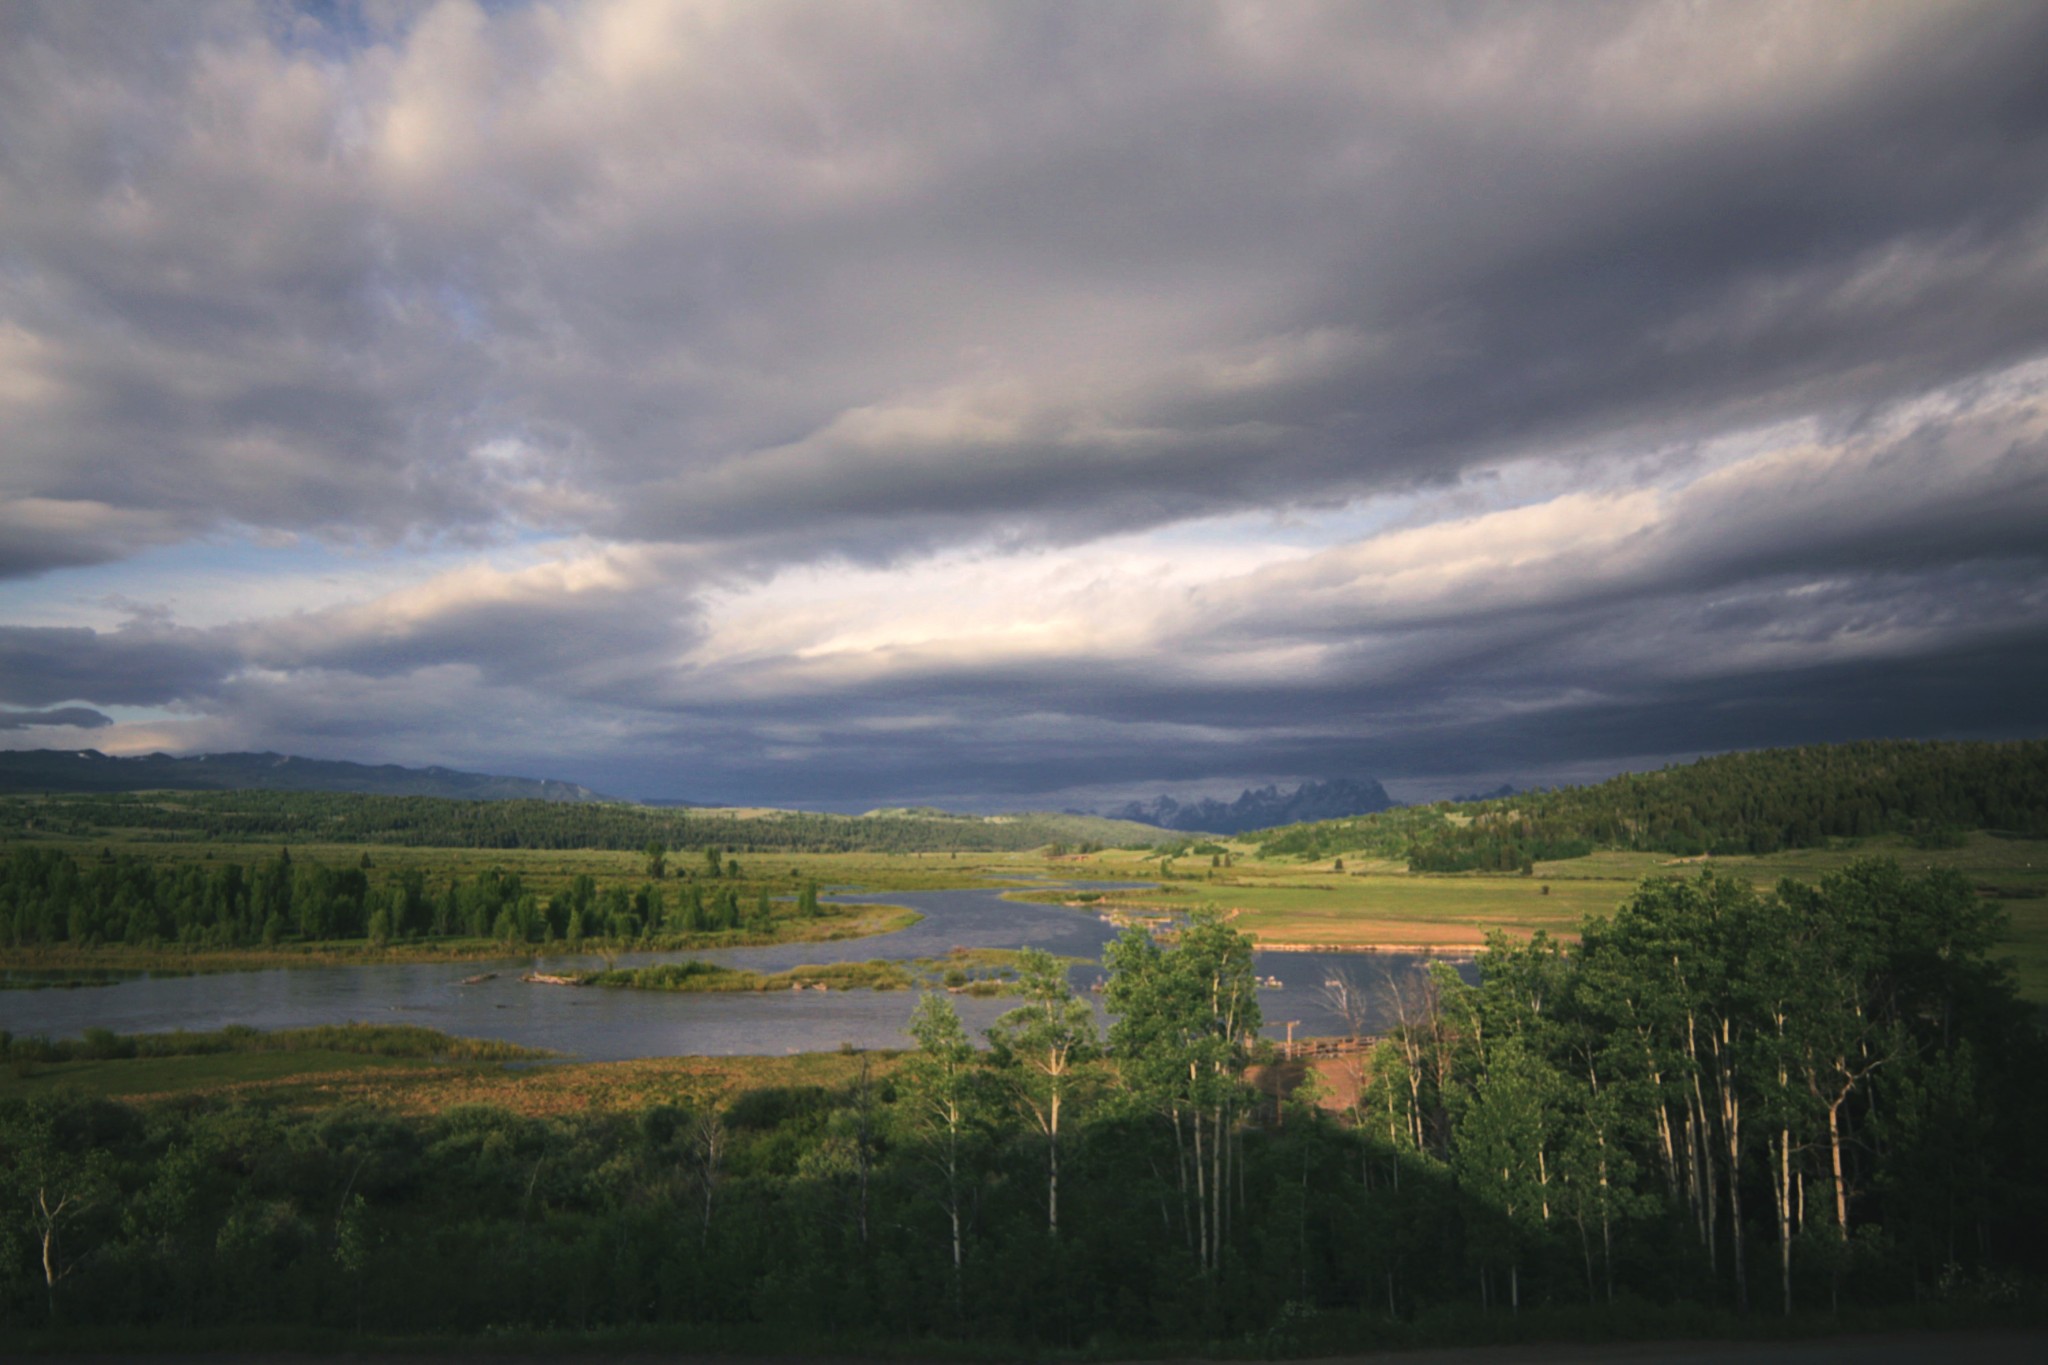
left=0, top=902, right=923, bottom=983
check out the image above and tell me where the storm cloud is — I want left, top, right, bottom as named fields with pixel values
left=0, top=707, right=111, bottom=733
left=2, top=0, right=2046, bottom=806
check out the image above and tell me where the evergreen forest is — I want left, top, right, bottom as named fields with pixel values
left=0, top=844, right=824, bottom=951
left=1255, top=739, right=2048, bottom=870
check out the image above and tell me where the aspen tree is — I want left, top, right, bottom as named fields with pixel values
left=987, top=948, right=1098, bottom=1238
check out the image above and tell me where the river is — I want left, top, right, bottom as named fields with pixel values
left=0, top=879, right=1473, bottom=1059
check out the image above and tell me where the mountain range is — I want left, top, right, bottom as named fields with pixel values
left=1106, top=777, right=1397, bottom=835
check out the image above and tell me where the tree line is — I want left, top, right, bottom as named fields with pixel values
left=1256, top=739, right=2048, bottom=869
left=0, top=845, right=820, bottom=950
left=1347, top=861, right=2039, bottom=1315
left=2, top=860, right=2039, bottom=1343
left=0, top=790, right=1161, bottom=853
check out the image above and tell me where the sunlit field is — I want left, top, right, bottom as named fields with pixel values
left=0, top=1047, right=878, bottom=1118
left=1041, top=835, right=2048, bottom=1001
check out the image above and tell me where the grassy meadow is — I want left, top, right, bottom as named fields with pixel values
left=1, top=1047, right=453, bottom=1103
left=0, top=1031, right=884, bottom=1117
left=1031, top=833, right=2048, bottom=1001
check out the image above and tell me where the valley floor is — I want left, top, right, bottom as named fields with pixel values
left=6, top=835, right=2044, bottom=1004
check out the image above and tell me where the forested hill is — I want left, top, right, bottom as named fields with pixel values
left=0, top=749, right=613, bottom=802
left=1254, top=739, right=2048, bottom=871
left=0, top=788, right=1169, bottom=853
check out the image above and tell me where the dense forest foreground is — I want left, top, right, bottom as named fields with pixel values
left=3, top=860, right=2042, bottom=1348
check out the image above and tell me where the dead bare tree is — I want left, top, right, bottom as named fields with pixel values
left=1319, top=967, right=1374, bottom=1118
left=688, top=1105, right=727, bottom=1245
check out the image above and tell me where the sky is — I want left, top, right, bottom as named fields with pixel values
left=2, top=0, right=2047, bottom=811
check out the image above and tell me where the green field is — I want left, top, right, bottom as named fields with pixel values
left=584, top=945, right=1056, bottom=996
left=0, top=1048, right=449, bottom=1101
left=1036, top=834, right=2048, bottom=1001
left=1027, top=868, right=1610, bottom=948
left=1, top=1036, right=884, bottom=1116
left=0, top=1022, right=558, bottom=1105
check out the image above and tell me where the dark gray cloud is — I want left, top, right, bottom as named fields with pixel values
left=2, top=1, right=2046, bottom=804
left=593, top=617, right=2048, bottom=809
left=0, top=501, right=188, bottom=579
left=0, top=626, right=234, bottom=708
left=0, top=706, right=111, bottom=732
left=242, top=548, right=709, bottom=702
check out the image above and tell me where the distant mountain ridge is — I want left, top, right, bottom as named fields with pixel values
left=0, top=749, right=614, bottom=803
left=1109, top=777, right=1397, bottom=835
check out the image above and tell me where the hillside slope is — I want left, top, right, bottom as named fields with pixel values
left=1253, top=739, right=2048, bottom=870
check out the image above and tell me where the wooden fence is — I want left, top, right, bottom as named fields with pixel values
left=1273, top=1032, right=1381, bottom=1060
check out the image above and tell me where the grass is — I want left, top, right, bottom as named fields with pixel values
left=0, top=1048, right=448, bottom=1101
left=1531, top=832, right=2048, bottom=884
left=584, top=946, right=1048, bottom=994
left=0, top=1033, right=896, bottom=1116
left=300, top=1048, right=897, bottom=1119
left=587, top=957, right=918, bottom=992
left=1020, top=862, right=1617, bottom=950
left=0, top=1022, right=556, bottom=1103
left=1039, top=834, right=2048, bottom=1001
left=2, top=1020, right=554, bottom=1062
left=1995, top=900, right=2048, bottom=1004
